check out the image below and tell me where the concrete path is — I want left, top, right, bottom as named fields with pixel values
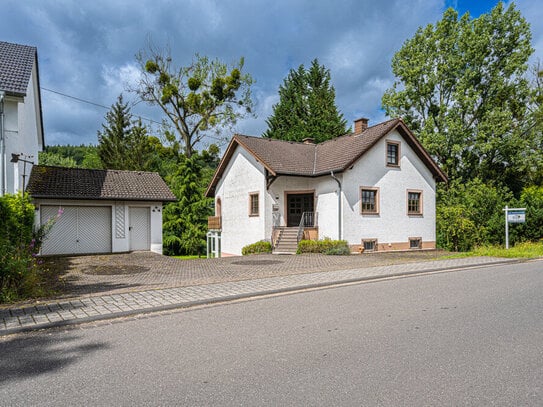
left=0, top=256, right=519, bottom=336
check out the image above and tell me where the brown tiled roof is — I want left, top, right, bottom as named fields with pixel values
left=314, top=119, right=401, bottom=174
left=27, top=166, right=177, bottom=202
left=0, top=41, right=36, bottom=96
left=206, top=118, right=447, bottom=197
left=235, top=135, right=317, bottom=176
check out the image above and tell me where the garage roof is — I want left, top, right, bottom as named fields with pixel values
left=27, top=166, right=177, bottom=202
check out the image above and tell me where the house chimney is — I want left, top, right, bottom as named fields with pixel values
left=302, top=137, right=315, bottom=144
left=354, top=117, right=369, bottom=134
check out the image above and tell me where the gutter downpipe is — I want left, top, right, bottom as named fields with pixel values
left=0, top=91, right=5, bottom=196
left=330, top=171, right=342, bottom=240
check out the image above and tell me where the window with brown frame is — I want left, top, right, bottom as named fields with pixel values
left=409, top=237, right=422, bottom=249
left=407, top=190, right=422, bottom=215
left=386, top=141, right=400, bottom=166
left=360, top=187, right=379, bottom=214
left=249, top=193, right=259, bottom=216
left=362, top=239, right=378, bottom=252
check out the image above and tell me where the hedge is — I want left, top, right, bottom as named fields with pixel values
left=242, top=240, right=272, bottom=255
left=297, top=238, right=350, bottom=255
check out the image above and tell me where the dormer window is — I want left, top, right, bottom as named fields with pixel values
left=386, top=141, right=400, bottom=167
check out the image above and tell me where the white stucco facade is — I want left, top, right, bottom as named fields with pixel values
left=341, top=130, right=437, bottom=250
left=214, top=146, right=267, bottom=256
left=1, top=62, right=43, bottom=195
left=210, top=124, right=442, bottom=256
left=34, top=199, right=165, bottom=255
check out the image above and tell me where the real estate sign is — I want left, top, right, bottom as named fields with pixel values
left=507, top=210, right=526, bottom=224
left=504, top=206, right=526, bottom=249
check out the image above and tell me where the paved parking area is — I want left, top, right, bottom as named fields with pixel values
left=0, top=254, right=516, bottom=335
left=43, top=250, right=459, bottom=298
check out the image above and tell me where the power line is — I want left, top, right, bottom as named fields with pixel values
left=40, top=87, right=163, bottom=125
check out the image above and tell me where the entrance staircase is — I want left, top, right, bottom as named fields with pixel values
left=272, top=227, right=299, bottom=254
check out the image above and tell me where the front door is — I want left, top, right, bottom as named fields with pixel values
left=287, top=193, right=314, bottom=226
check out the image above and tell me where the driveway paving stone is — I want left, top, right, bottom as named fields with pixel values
left=0, top=251, right=521, bottom=336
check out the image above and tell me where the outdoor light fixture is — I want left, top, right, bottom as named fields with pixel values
left=10, top=153, right=34, bottom=192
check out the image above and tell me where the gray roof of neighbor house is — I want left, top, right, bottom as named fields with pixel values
left=0, top=41, right=37, bottom=96
left=27, top=166, right=177, bottom=202
left=206, top=118, right=447, bottom=197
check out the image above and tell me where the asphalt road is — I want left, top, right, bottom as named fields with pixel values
left=1, top=261, right=542, bottom=406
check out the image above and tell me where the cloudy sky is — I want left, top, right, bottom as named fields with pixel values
left=2, top=0, right=542, bottom=147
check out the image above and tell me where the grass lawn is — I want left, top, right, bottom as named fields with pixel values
left=442, top=241, right=543, bottom=259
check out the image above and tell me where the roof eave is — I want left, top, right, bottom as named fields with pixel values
left=30, top=194, right=177, bottom=202
left=395, top=120, right=448, bottom=183
left=33, top=49, right=45, bottom=149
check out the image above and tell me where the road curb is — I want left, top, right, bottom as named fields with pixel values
left=0, top=258, right=521, bottom=336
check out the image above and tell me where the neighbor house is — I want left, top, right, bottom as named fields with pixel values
left=0, top=41, right=44, bottom=195
left=206, top=118, right=447, bottom=256
left=26, top=165, right=176, bottom=255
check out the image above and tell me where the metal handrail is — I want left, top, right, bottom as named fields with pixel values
left=297, top=212, right=316, bottom=242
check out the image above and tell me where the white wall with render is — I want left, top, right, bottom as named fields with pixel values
left=2, top=61, right=42, bottom=195
left=267, top=175, right=340, bottom=240
left=33, top=199, right=165, bottom=254
left=214, top=146, right=267, bottom=256
left=213, top=129, right=439, bottom=255
left=341, top=129, right=437, bottom=249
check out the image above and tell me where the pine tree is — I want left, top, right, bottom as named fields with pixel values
left=264, top=59, right=348, bottom=143
left=162, top=147, right=220, bottom=256
left=97, top=95, right=155, bottom=171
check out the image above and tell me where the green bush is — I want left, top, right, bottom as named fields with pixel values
left=0, top=193, right=54, bottom=302
left=296, top=239, right=320, bottom=253
left=297, top=238, right=350, bottom=255
left=437, top=204, right=479, bottom=252
left=437, top=179, right=513, bottom=251
left=437, top=179, right=543, bottom=251
left=242, top=240, right=272, bottom=255
left=511, top=186, right=543, bottom=243
left=323, top=244, right=351, bottom=255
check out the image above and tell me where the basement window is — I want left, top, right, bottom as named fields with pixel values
left=409, top=237, right=422, bottom=249
left=362, top=239, right=377, bottom=252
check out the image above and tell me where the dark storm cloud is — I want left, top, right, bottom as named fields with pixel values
left=1, top=0, right=540, bottom=146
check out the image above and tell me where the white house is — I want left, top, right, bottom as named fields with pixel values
left=206, top=118, right=447, bottom=256
left=26, top=165, right=176, bottom=255
left=0, top=41, right=44, bottom=195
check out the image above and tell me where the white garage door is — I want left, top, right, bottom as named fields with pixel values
left=41, top=206, right=112, bottom=255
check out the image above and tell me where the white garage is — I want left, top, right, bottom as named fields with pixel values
left=27, top=165, right=176, bottom=255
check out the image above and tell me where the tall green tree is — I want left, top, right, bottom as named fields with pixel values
left=264, top=59, right=348, bottom=143
left=132, top=46, right=254, bottom=158
left=525, top=65, right=543, bottom=186
left=162, top=146, right=220, bottom=256
left=382, top=2, right=537, bottom=191
left=97, top=94, right=156, bottom=171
